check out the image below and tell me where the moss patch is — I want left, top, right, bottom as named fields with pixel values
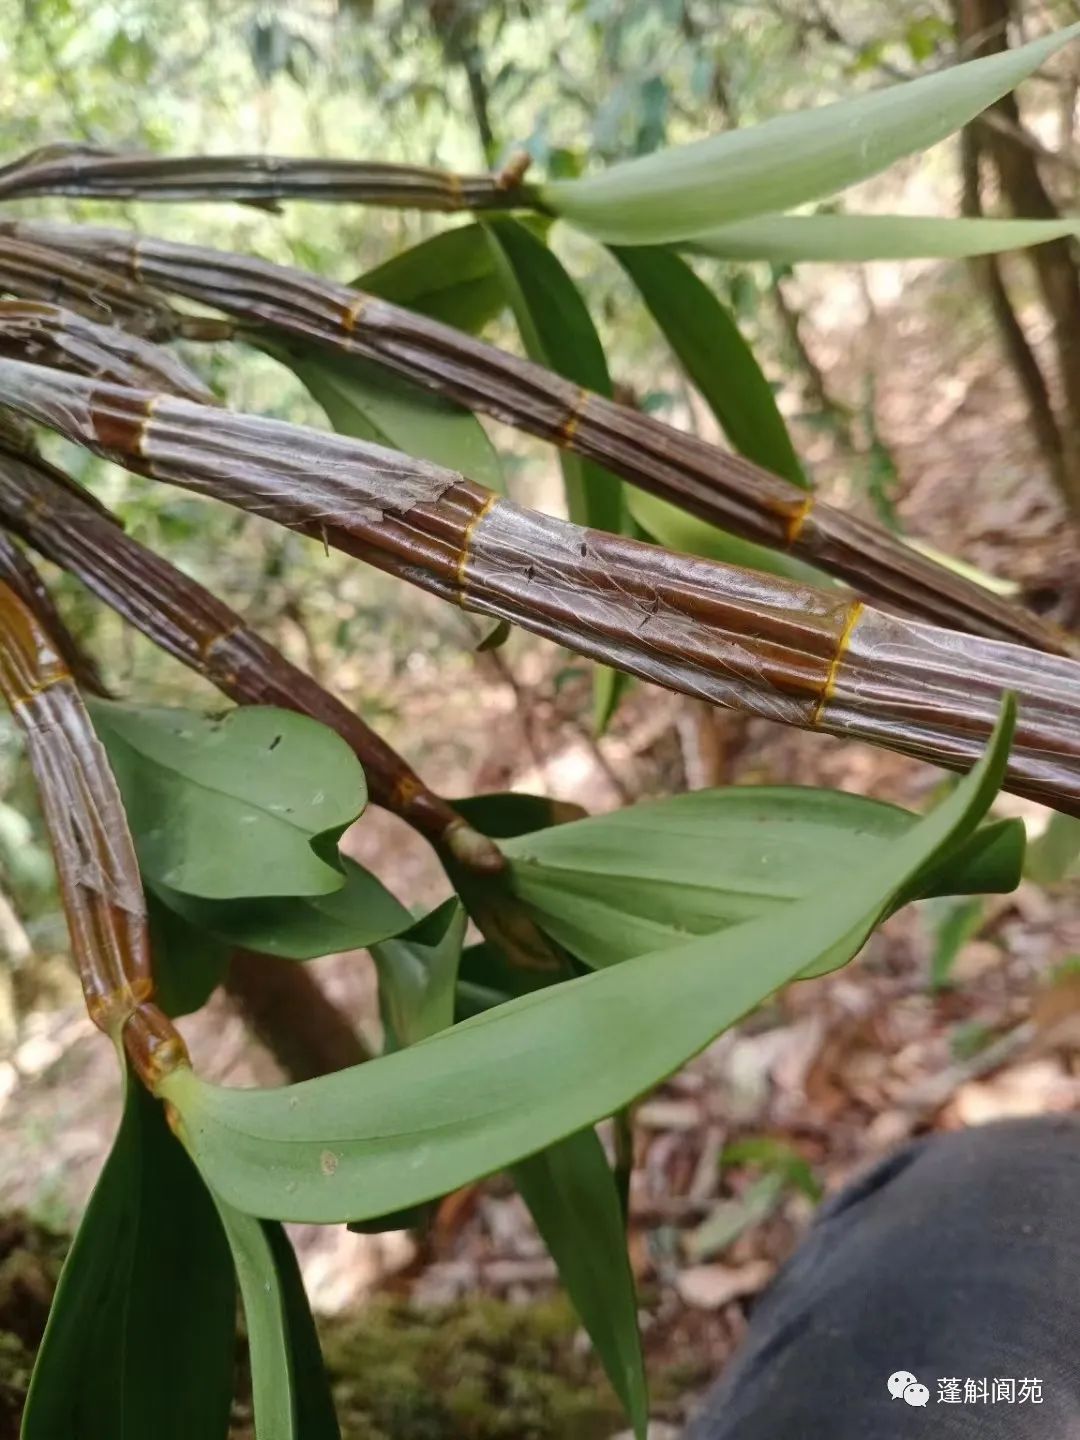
left=319, top=1296, right=622, bottom=1440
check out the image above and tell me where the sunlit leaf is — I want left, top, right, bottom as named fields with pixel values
left=163, top=699, right=1014, bottom=1224
left=541, top=26, right=1080, bottom=241
left=613, top=246, right=805, bottom=486
left=355, top=222, right=508, bottom=333
left=500, top=785, right=1023, bottom=968
left=689, top=212, right=1080, bottom=264
left=23, top=1080, right=235, bottom=1440
left=282, top=347, right=505, bottom=493
left=91, top=701, right=366, bottom=900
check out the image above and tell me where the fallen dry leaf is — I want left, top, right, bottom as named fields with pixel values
left=675, top=1260, right=774, bottom=1311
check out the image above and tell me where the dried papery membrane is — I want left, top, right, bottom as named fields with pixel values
left=0, top=580, right=149, bottom=1031
left=1, top=356, right=1078, bottom=815
left=0, top=569, right=189, bottom=1082
left=0, top=301, right=215, bottom=402
left=0, top=234, right=179, bottom=336
left=5, top=219, right=1070, bottom=657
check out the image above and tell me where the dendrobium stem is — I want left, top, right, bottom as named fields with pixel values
left=0, top=144, right=539, bottom=211
left=0, top=569, right=187, bottom=1087
left=2, top=220, right=1069, bottom=657
left=0, top=443, right=503, bottom=872
left=0, top=356, right=1076, bottom=815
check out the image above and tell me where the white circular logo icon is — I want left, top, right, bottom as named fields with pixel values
left=887, top=1371, right=918, bottom=1400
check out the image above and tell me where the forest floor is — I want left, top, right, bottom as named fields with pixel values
left=1, top=254, right=1078, bottom=1439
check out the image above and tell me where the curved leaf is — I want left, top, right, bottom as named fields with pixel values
left=355, top=222, right=508, bottom=333
left=156, top=855, right=412, bottom=960
left=23, top=1080, right=235, bottom=1440
left=149, top=892, right=230, bottom=1016
left=452, top=789, right=588, bottom=837
left=689, top=212, right=1080, bottom=264
left=483, top=218, right=624, bottom=533
left=541, top=25, right=1080, bottom=242
left=282, top=223, right=513, bottom=486
left=500, top=785, right=1024, bottom=968
left=91, top=701, right=366, bottom=900
left=371, top=897, right=467, bottom=1050
left=613, top=246, right=805, bottom=486
left=162, top=699, right=1013, bottom=1224
left=368, top=862, right=645, bottom=1434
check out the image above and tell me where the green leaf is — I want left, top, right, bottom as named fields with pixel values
left=371, top=897, right=467, bottom=1050
left=440, top=792, right=576, bottom=979
left=355, top=222, right=508, bottom=333
left=684, top=1170, right=788, bottom=1262
left=483, top=217, right=629, bottom=730
left=368, top=869, right=647, bottom=1434
left=626, top=490, right=830, bottom=587
left=282, top=347, right=505, bottom=493
left=926, top=894, right=986, bottom=991
left=1025, top=813, right=1080, bottom=885
left=162, top=698, right=1014, bottom=1225
left=689, top=213, right=1080, bottom=264
left=483, top=218, right=625, bottom=534
left=613, top=246, right=805, bottom=486
left=720, top=1136, right=821, bottom=1201
left=149, top=892, right=231, bottom=1016
left=500, top=785, right=1023, bottom=969
left=156, top=855, right=412, bottom=960
left=263, top=1222, right=342, bottom=1439
left=91, top=701, right=366, bottom=900
left=211, top=1200, right=340, bottom=1440
left=540, top=25, right=1080, bottom=242
left=513, top=1129, right=648, bottom=1438
left=456, top=939, right=562, bottom=1016
left=23, top=1079, right=235, bottom=1440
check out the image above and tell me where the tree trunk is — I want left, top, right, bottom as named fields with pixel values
left=955, top=0, right=1080, bottom=519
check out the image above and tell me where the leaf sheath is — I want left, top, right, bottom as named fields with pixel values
left=0, top=144, right=537, bottom=211
left=6, top=221, right=1065, bottom=655
left=0, top=566, right=188, bottom=1079
left=1, top=357, right=1077, bottom=815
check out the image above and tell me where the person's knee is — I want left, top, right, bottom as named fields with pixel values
left=685, top=1117, right=1080, bottom=1438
